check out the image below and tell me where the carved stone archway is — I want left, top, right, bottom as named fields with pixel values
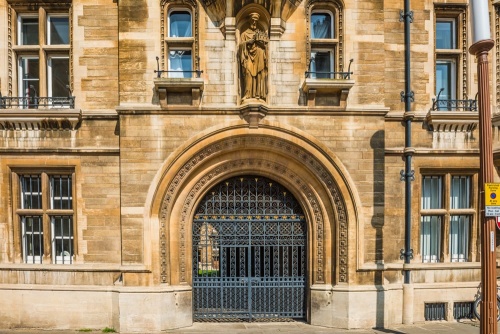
left=151, top=123, right=359, bottom=289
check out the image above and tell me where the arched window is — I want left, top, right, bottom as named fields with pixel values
left=167, top=9, right=193, bottom=78
left=168, top=10, right=192, bottom=38
left=307, top=1, right=343, bottom=79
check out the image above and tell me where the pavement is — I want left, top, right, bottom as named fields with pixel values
left=0, top=320, right=495, bottom=334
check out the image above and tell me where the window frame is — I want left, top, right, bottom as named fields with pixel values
left=309, top=49, right=335, bottom=79
left=307, top=4, right=342, bottom=78
left=310, top=10, right=334, bottom=40
left=436, top=58, right=457, bottom=100
left=418, top=172, right=477, bottom=264
left=163, top=6, right=195, bottom=78
left=167, top=9, right=193, bottom=38
left=12, top=170, right=76, bottom=264
left=434, top=6, right=467, bottom=101
left=11, top=6, right=71, bottom=102
left=167, top=48, right=193, bottom=78
left=46, top=14, right=70, bottom=46
left=17, top=14, right=39, bottom=46
left=47, top=55, right=70, bottom=99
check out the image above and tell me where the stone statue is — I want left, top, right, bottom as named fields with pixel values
left=238, top=13, right=268, bottom=103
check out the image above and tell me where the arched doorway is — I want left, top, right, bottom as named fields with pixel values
left=192, top=175, right=307, bottom=321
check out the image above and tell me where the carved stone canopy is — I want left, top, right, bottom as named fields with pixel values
left=202, top=0, right=302, bottom=30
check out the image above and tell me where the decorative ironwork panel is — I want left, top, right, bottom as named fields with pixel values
left=193, top=176, right=306, bottom=321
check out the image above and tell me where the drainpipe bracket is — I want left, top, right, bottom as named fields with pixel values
left=399, top=10, right=414, bottom=23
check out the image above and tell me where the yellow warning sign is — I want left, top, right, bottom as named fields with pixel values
left=485, top=183, right=500, bottom=206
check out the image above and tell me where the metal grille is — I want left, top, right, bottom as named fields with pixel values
left=193, top=176, right=306, bottom=321
left=424, top=303, right=446, bottom=321
left=453, top=302, right=473, bottom=320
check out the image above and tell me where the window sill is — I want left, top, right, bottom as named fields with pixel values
left=0, top=263, right=150, bottom=272
left=301, top=78, right=354, bottom=108
left=154, top=77, right=204, bottom=108
left=0, top=108, right=81, bottom=130
left=425, top=110, right=478, bottom=132
left=358, top=261, right=481, bottom=271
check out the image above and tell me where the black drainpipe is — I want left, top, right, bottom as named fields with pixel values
left=400, top=0, right=414, bottom=284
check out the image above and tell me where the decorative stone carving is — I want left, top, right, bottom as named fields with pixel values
left=238, top=13, right=269, bottom=103
left=159, top=135, right=350, bottom=285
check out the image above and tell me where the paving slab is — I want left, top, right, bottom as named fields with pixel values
left=0, top=320, right=492, bottom=334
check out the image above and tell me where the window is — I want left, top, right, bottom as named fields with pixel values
left=434, top=7, right=467, bottom=105
left=420, top=174, right=476, bottom=263
left=309, top=10, right=337, bottom=79
left=15, top=172, right=75, bottom=264
left=435, top=18, right=458, bottom=100
left=166, top=10, right=193, bottom=78
left=13, top=7, right=70, bottom=107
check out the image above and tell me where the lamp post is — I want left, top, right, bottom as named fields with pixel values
left=468, top=1, right=496, bottom=333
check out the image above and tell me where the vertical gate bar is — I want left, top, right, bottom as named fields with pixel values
left=248, top=220, right=252, bottom=321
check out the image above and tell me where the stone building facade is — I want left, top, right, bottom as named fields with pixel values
left=0, top=0, right=499, bottom=332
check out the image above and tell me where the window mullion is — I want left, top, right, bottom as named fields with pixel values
left=42, top=173, right=51, bottom=263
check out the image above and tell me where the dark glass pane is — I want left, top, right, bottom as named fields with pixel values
left=312, top=51, right=332, bottom=78
left=49, top=17, right=69, bottom=44
left=20, top=175, right=42, bottom=209
left=49, top=58, right=69, bottom=97
left=23, top=216, right=44, bottom=262
left=21, top=17, right=39, bottom=45
left=436, top=62, right=454, bottom=99
left=51, top=175, right=72, bottom=209
left=311, top=13, right=332, bottom=39
left=421, top=176, right=443, bottom=209
left=54, top=216, right=73, bottom=237
left=19, top=57, right=40, bottom=104
left=450, top=176, right=471, bottom=209
left=436, top=20, right=455, bottom=49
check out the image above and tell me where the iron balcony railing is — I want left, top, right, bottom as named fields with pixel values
left=305, top=58, right=354, bottom=80
left=0, top=96, right=75, bottom=109
left=431, top=88, right=477, bottom=112
left=0, top=85, right=75, bottom=109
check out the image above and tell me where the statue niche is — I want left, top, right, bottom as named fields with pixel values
left=237, top=12, right=269, bottom=104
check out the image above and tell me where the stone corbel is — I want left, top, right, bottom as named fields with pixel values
left=224, top=17, right=236, bottom=41
left=154, top=78, right=204, bottom=108
left=270, top=17, right=285, bottom=40
left=239, top=103, right=268, bottom=128
left=301, top=79, right=355, bottom=108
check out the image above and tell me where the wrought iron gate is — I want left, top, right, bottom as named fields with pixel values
left=193, top=176, right=307, bottom=321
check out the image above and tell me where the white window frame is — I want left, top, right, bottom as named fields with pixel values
left=167, top=48, right=193, bottom=78
left=47, top=14, right=70, bottom=46
left=47, top=56, right=70, bottom=100
left=310, top=49, right=335, bottom=79
left=50, top=174, right=73, bottom=209
left=18, top=56, right=40, bottom=100
left=168, top=9, right=192, bottom=38
left=419, top=173, right=475, bottom=263
left=21, top=216, right=44, bottom=264
left=17, top=15, right=39, bottom=46
left=15, top=172, right=75, bottom=265
left=51, top=216, right=74, bottom=264
left=436, top=17, right=457, bottom=50
left=436, top=59, right=457, bottom=100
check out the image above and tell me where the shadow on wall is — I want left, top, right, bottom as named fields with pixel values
left=370, top=129, right=385, bottom=328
